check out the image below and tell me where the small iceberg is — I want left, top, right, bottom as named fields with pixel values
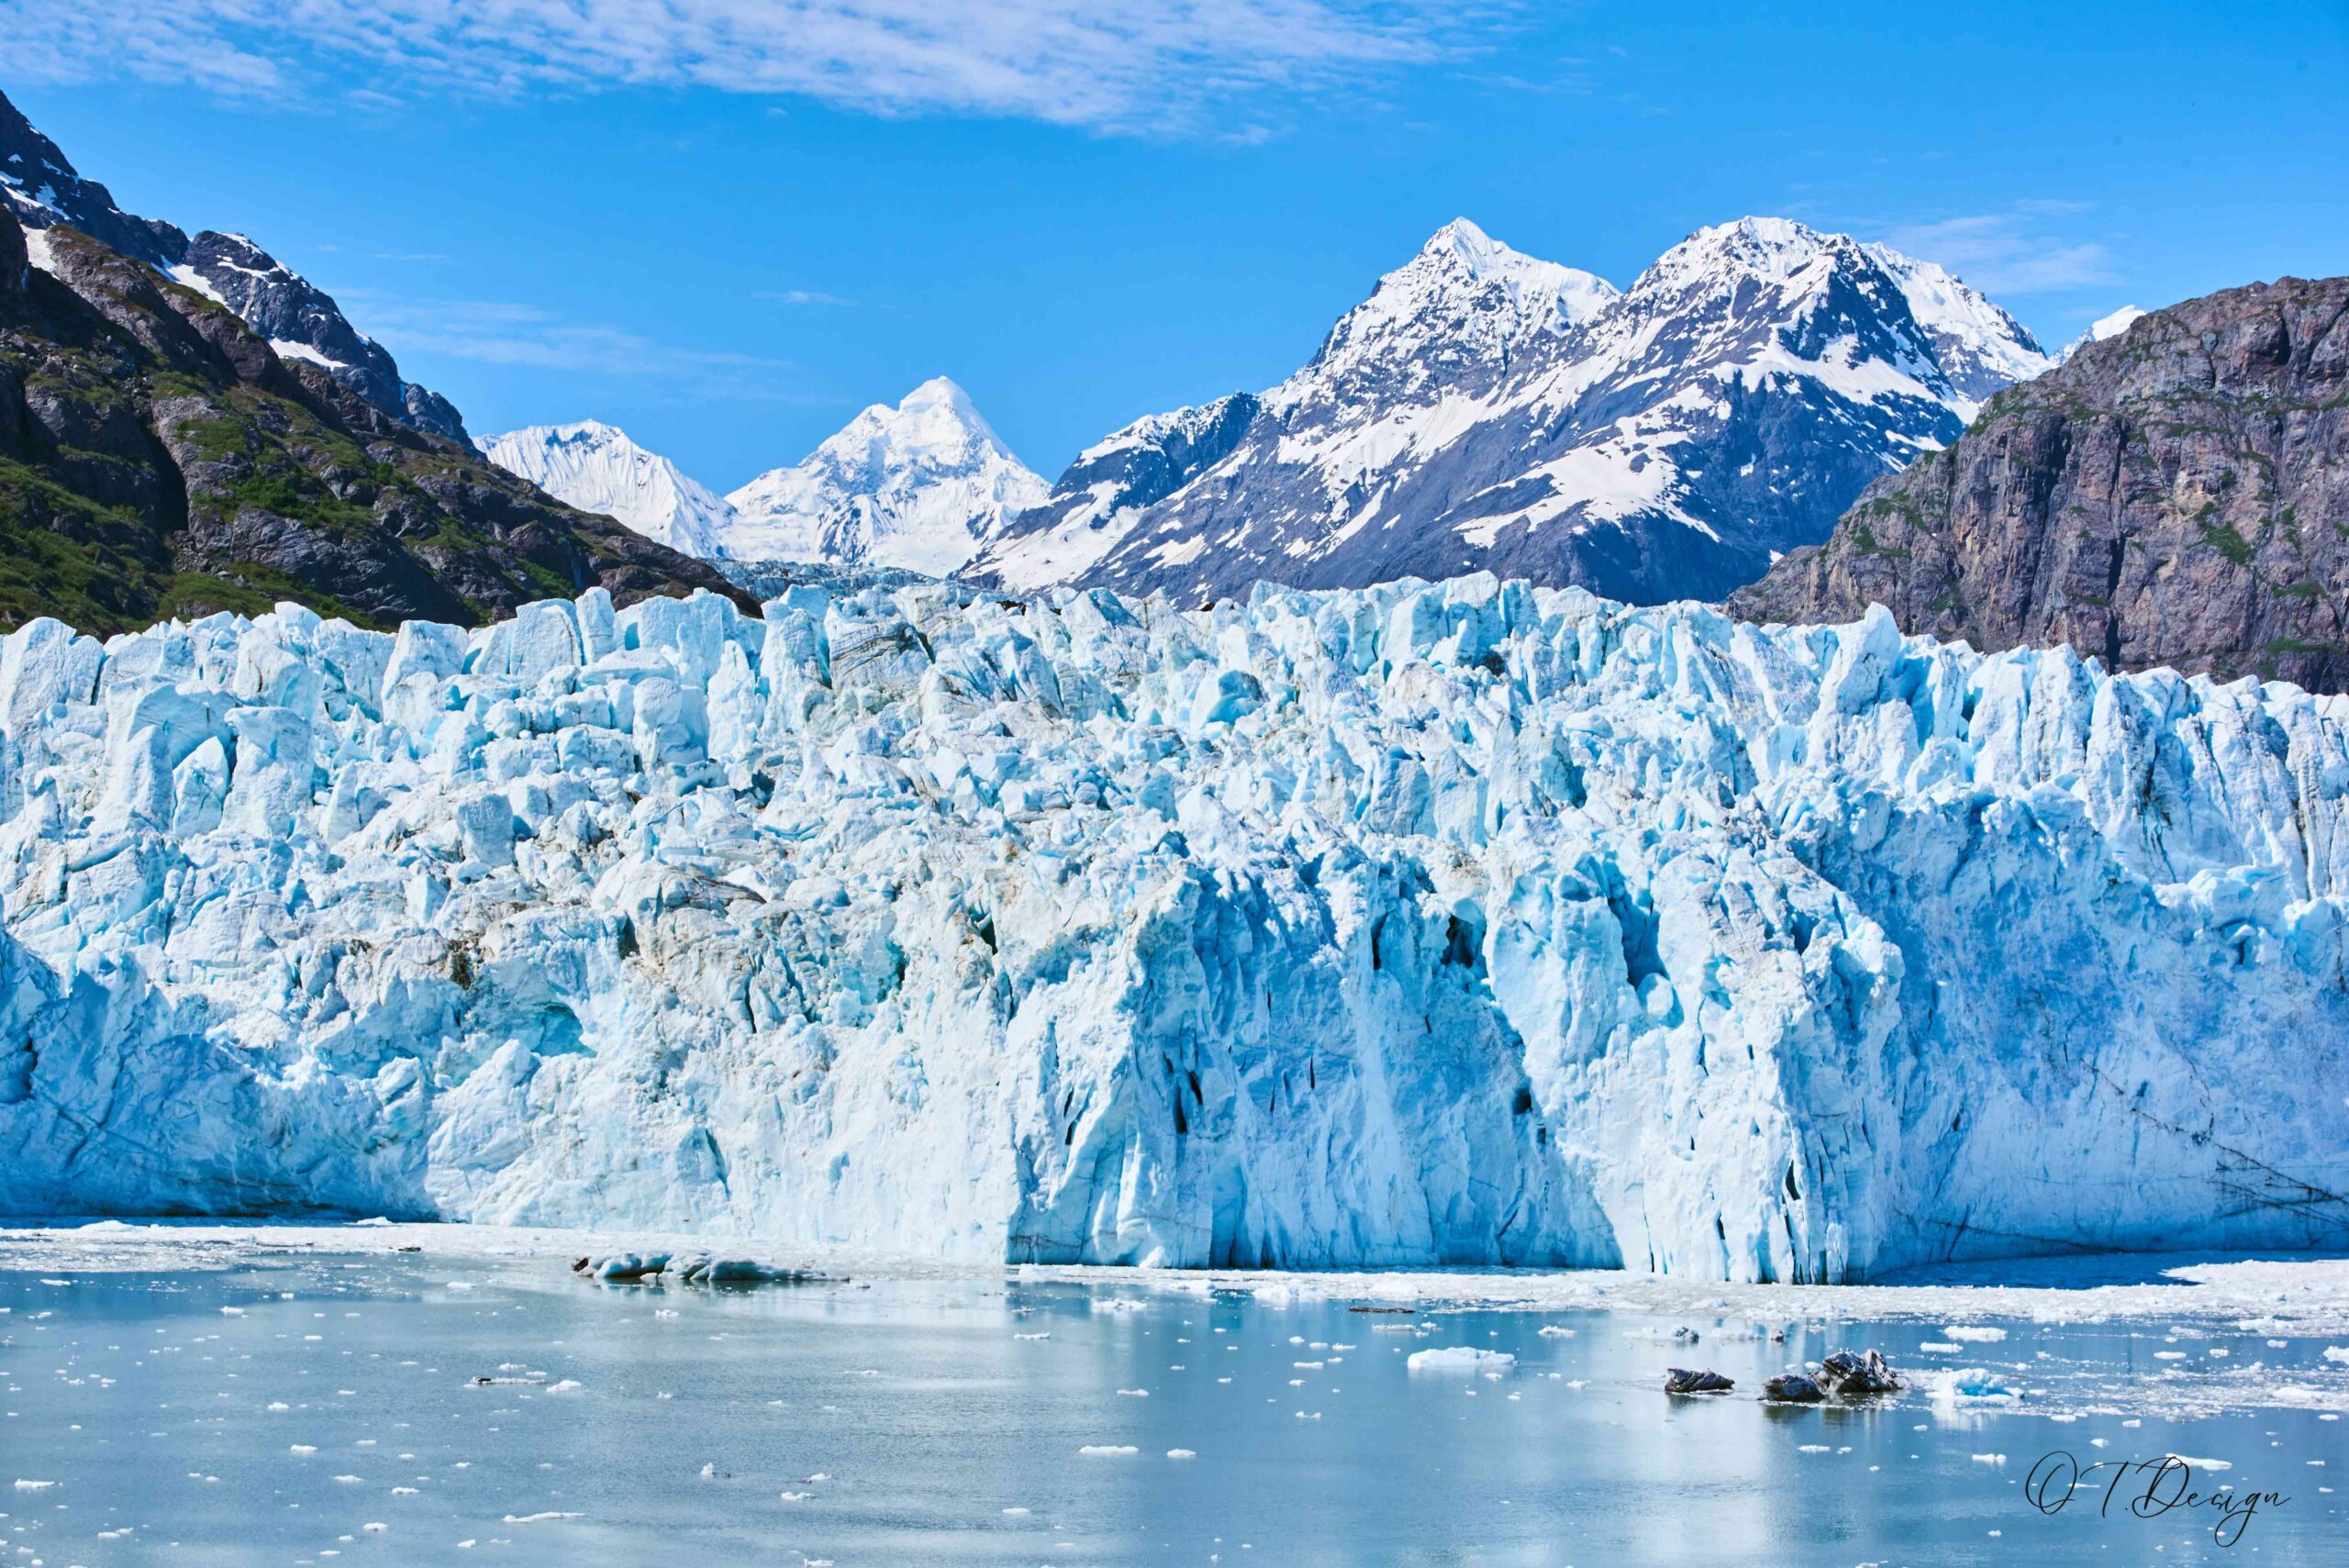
left=1407, top=1347, right=1516, bottom=1372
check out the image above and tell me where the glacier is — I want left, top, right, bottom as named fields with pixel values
left=0, top=575, right=2344, bottom=1283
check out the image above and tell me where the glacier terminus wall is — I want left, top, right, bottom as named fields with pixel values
left=0, top=575, right=2343, bottom=1282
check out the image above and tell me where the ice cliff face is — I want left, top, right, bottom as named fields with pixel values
left=1, top=578, right=2344, bottom=1281
left=722, top=377, right=1047, bottom=575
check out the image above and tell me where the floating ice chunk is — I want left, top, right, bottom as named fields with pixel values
left=573, top=1253, right=671, bottom=1282
left=1937, top=1369, right=2022, bottom=1406
left=1537, top=1325, right=1575, bottom=1339
left=1078, top=1445, right=1139, bottom=1456
left=1943, top=1325, right=2008, bottom=1342
left=671, top=1255, right=817, bottom=1285
left=11, top=1479, right=57, bottom=1490
left=1408, top=1347, right=1516, bottom=1373
left=1167, top=1449, right=1197, bottom=1459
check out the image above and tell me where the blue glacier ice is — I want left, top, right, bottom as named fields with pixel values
left=0, top=575, right=2343, bottom=1281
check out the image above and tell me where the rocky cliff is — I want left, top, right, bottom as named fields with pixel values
left=1735, top=276, right=2349, bottom=692
left=0, top=217, right=745, bottom=634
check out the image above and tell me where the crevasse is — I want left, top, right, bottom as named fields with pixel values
left=0, top=573, right=2343, bottom=1282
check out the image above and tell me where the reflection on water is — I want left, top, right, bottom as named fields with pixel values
left=3, top=1254, right=2343, bottom=1565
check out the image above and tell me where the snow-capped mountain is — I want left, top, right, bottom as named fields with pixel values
left=722, top=377, right=1047, bottom=576
left=170, top=231, right=466, bottom=440
left=2059, top=304, right=2148, bottom=361
left=976, top=217, right=2055, bottom=606
left=0, top=88, right=466, bottom=441
left=478, top=420, right=734, bottom=558
left=970, top=393, right=1260, bottom=591
left=0, top=91, right=185, bottom=266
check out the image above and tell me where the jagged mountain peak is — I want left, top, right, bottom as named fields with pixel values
left=2088, top=303, right=2148, bottom=339
left=516, top=417, right=624, bottom=443
left=822, top=375, right=1019, bottom=475
left=478, top=420, right=733, bottom=561
left=1279, top=218, right=1615, bottom=419
left=1634, top=215, right=1859, bottom=290
left=2058, top=304, right=2148, bottom=361
left=1594, top=217, right=2052, bottom=414
left=1415, top=217, right=1600, bottom=298
left=720, top=379, right=1048, bottom=576
left=0, top=89, right=188, bottom=267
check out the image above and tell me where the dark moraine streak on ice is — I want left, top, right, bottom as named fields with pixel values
left=3, top=1256, right=2346, bottom=1565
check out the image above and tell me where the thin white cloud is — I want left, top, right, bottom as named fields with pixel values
left=0, top=1, right=1495, bottom=135
left=338, top=289, right=807, bottom=397
left=756, top=288, right=853, bottom=306
left=1876, top=209, right=2121, bottom=295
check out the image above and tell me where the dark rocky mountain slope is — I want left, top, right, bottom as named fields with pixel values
left=1, top=88, right=466, bottom=442
left=1733, top=276, right=2349, bottom=692
left=0, top=217, right=743, bottom=635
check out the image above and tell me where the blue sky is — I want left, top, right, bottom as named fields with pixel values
left=6, top=2, right=2344, bottom=490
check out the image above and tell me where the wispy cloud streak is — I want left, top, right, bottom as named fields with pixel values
left=0, top=1, right=1500, bottom=135
left=1877, top=208, right=2121, bottom=295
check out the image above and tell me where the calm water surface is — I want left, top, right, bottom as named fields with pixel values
left=4, top=1253, right=2344, bottom=1565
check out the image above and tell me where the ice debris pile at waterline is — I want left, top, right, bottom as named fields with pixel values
left=1, top=574, right=2345, bottom=1282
